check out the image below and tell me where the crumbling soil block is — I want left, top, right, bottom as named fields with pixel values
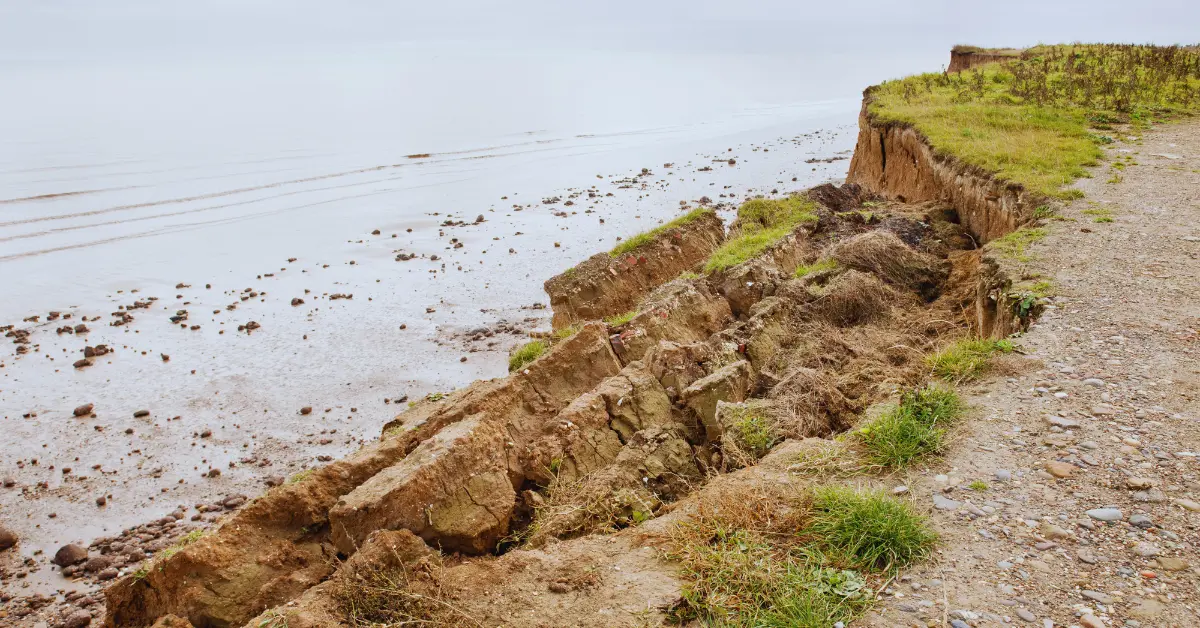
left=517, top=362, right=678, bottom=485
left=610, top=279, right=733, bottom=364
left=681, top=360, right=753, bottom=442
left=544, top=210, right=724, bottom=329
left=330, top=414, right=515, bottom=555
left=829, top=230, right=949, bottom=301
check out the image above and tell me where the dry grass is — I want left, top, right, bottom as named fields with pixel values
left=667, top=484, right=934, bottom=627
left=335, top=557, right=481, bottom=628
left=805, top=270, right=903, bottom=327
left=767, top=367, right=855, bottom=437
left=829, top=231, right=949, bottom=299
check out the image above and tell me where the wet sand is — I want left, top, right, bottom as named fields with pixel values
left=0, top=114, right=857, bottom=597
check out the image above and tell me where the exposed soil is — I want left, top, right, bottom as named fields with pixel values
left=864, top=122, right=1200, bottom=627
left=71, top=177, right=1003, bottom=627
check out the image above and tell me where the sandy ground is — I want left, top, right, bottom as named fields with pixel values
left=865, top=122, right=1200, bottom=627
left=0, top=124, right=856, bottom=614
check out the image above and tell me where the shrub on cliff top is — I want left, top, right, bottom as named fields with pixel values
left=609, top=207, right=713, bottom=257
left=705, top=195, right=818, bottom=272
left=870, top=44, right=1200, bottom=199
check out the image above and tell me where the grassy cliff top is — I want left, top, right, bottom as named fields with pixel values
left=870, top=44, right=1200, bottom=199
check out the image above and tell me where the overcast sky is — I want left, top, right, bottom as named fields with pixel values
left=1, top=0, right=1196, bottom=63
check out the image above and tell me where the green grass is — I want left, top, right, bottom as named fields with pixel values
left=858, top=386, right=963, bottom=468
left=870, top=44, right=1200, bottom=200
left=1027, top=279, right=1054, bottom=297
left=669, top=484, right=937, bottom=628
left=802, top=486, right=937, bottom=572
left=926, top=338, right=1014, bottom=383
left=1082, top=207, right=1114, bottom=223
left=968, top=480, right=989, bottom=491
left=603, top=310, right=638, bottom=327
left=609, top=207, right=713, bottom=257
left=673, top=528, right=870, bottom=627
left=552, top=324, right=581, bottom=340
left=794, top=258, right=838, bottom=279
left=987, top=227, right=1047, bottom=262
left=288, top=469, right=314, bottom=484
left=705, top=195, right=818, bottom=273
left=729, top=408, right=780, bottom=460
left=508, top=339, right=548, bottom=372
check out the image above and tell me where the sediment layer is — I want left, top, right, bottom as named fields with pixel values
left=543, top=209, right=725, bottom=330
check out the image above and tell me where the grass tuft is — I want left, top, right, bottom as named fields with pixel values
left=803, top=486, right=937, bottom=572
left=858, top=386, right=963, bottom=468
left=987, top=227, right=1047, bottom=262
left=609, top=208, right=713, bottom=257
left=705, top=195, right=818, bottom=273
left=727, top=406, right=780, bottom=461
left=288, top=469, right=314, bottom=485
left=603, top=310, right=638, bottom=327
left=508, top=340, right=548, bottom=372
left=926, top=338, right=1014, bottom=383
left=794, top=258, right=839, bottom=279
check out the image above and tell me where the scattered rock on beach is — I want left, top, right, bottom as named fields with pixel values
left=53, top=544, right=88, bottom=567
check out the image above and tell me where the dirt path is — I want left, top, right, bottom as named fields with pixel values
left=867, top=122, right=1200, bottom=627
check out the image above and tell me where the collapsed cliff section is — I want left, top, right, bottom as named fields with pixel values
left=100, top=180, right=1018, bottom=627
left=845, top=84, right=1052, bottom=338
left=543, top=208, right=724, bottom=330
left=846, top=96, right=1036, bottom=243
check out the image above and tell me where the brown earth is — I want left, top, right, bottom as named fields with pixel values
left=93, top=175, right=1007, bottom=627
left=543, top=209, right=725, bottom=330
left=846, top=99, right=1035, bottom=243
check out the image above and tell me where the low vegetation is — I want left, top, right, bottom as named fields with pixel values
left=670, top=486, right=934, bottom=627
left=508, top=339, right=547, bottom=372
left=987, top=227, right=1048, bottom=262
left=802, top=485, right=937, bottom=571
left=794, top=258, right=839, bottom=279
left=858, top=386, right=963, bottom=468
left=609, top=207, right=713, bottom=257
left=705, top=195, right=818, bottom=272
left=1082, top=207, right=1114, bottom=222
left=335, top=562, right=480, bottom=628
left=927, top=338, right=1014, bottom=383
left=871, top=44, right=1200, bottom=199
left=724, top=404, right=781, bottom=464
left=603, top=310, right=638, bottom=327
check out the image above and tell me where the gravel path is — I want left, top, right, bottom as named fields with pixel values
left=867, top=121, right=1200, bottom=627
